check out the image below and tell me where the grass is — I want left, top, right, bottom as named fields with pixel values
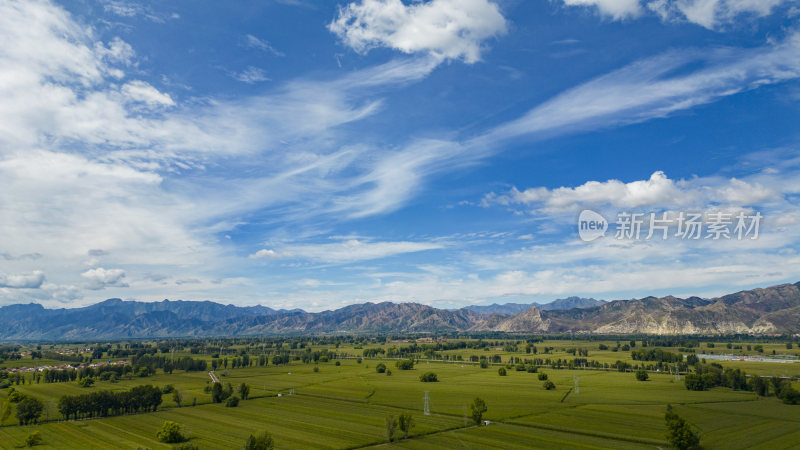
left=1, top=340, right=799, bottom=448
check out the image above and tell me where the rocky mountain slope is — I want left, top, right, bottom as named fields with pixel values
left=463, top=297, right=605, bottom=315
left=0, top=282, right=797, bottom=339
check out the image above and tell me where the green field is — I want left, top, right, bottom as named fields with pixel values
left=1, top=338, right=799, bottom=449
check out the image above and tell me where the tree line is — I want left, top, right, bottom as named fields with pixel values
left=57, top=385, right=163, bottom=420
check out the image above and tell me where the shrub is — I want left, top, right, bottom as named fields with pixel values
left=78, top=377, right=94, bottom=388
left=526, top=365, right=538, bottom=373
left=162, top=384, right=175, bottom=394
left=543, top=380, right=556, bottom=390
left=335, top=361, right=341, bottom=366
left=515, top=363, right=526, bottom=371
left=225, top=395, right=240, bottom=407
left=313, top=366, right=319, bottom=373
left=479, top=359, right=489, bottom=369
left=8, top=391, right=26, bottom=403
left=497, top=367, right=507, bottom=376
left=419, top=372, right=438, bottom=382
left=537, top=372, right=548, bottom=381
left=635, top=369, right=649, bottom=381
left=396, top=359, right=415, bottom=370
left=376, top=363, right=387, bottom=373
left=25, top=431, right=43, bottom=447
left=245, top=431, right=275, bottom=450
left=156, top=421, right=186, bottom=444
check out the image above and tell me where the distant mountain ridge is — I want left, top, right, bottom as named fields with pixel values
left=1, top=282, right=798, bottom=339
left=464, top=297, right=605, bottom=315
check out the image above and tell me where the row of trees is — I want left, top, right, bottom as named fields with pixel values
left=57, top=385, right=163, bottom=420
left=631, top=348, right=683, bottom=363
left=130, top=354, right=207, bottom=373
left=683, top=363, right=800, bottom=404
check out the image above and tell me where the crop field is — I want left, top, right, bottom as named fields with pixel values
left=1, top=338, right=799, bottom=449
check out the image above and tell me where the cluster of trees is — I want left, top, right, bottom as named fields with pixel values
left=210, top=382, right=251, bottom=404
left=565, top=348, right=590, bottom=356
left=683, top=364, right=800, bottom=404
left=7, top=391, right=45, bottom=425
left=41, top=351, right=84, bottom=363
left=57, top=385, right=163, bottom=420
left=631, top=348, right=683, bottom=363
left=130, top=354, right=207, bottom=373
left=0, top=345, right=22, bottom=363
left=385, top=413, right=415, bottom=442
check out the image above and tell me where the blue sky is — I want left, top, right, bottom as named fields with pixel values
left=1, top=0, right=799, bottom=310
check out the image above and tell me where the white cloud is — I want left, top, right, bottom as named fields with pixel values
left=101, top=0, right=179, bottom=23
left=653, top=0, right=789, bottom=29
left=0, top=271, right=45, bottom=289
left=480, top=34, right=800, bottom=145
left=484, top=171, right=785, bottom=213
left=329, top=0, right=507, bottom=63
left=230, top=66, right=271, bottom=84
left=276, top=239, right=444, bottom=264
left=561, top=0, right=643, bottom=19
left=81, top=267, right=128, bottom=290
left=121, top=80, right=175, bottom=106
left=243, top=34, right=284, bottom=56
left=250, top=249, right=280, bottom=259
left=558, top=0, right=794, bottom=29
left=717, top=178, right=778, bottom=205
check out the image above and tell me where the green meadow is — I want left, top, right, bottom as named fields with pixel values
left=1, top=338, right=799, bottom=449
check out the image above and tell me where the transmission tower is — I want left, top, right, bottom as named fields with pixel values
left=423, top=391, right=430, bottom=415
left=573, top=376, right=580, bottom=394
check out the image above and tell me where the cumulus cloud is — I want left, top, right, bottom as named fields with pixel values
left=0, top=271, right=46, bottom=289
left=557, top=0, right=794, bottom=29
left=81, top=268, right=128, bottom=290
left=483, top=171, right=784, bottom=213
left=329, top=0, right=507, bottom=63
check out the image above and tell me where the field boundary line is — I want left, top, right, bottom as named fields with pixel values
left=503, top=418, right=667, bottom=446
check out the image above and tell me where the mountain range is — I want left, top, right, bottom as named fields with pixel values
left=463, top=297, right=606, bottom=315
left=0, top=282, right=798, bottom=339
